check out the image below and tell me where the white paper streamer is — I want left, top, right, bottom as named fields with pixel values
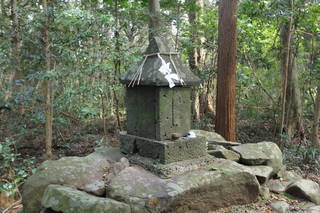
left=157, top=53, right=184, bottom=88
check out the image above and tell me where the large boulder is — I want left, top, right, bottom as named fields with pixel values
left=286, top=179, right=320, bottom=204
left=231, top=141, right=283, bottom=174
left=191, top=129, right=225, bottom=142
left=213, top=158, right=273, bottom=184
left=107, top=166, right=260, bottom=213
left=270, top=201, right=290, bottom=213
left=22, top=148, right=125, bottom=213
left=42, top=184, right=130, bottom=213
left=208, top=145, right=240, bottom=162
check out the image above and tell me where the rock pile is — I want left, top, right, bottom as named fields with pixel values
left=20, top=130, right=320, bottom=213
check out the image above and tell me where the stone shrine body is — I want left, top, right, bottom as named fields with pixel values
left=119, top=36, right=207, bottom=165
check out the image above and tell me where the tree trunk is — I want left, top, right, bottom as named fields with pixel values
left=43, top=0, right=53, bottom=160
left=311, top=87, right=320, bottom=147
left=148, top=0, right=161, bottom=40
left=279, top=17, right=293, bottom=135
left=278, top=0, right=302, bottom=141
left=5, top=0, right=21, bottom=103
left=286, top=55, right=302, bottom=138
left=187, top=0, right=205, bottom=123
left=113, top=0, right=122, bottom=131
left=215, top=0, right=238, bottom=141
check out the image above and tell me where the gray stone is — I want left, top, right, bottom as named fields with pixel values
left=213, top=158, right=273, bottom=184
left=120, top=37, right=200, bottom=87
left=190, top=129, right=226, bottom=142
left=306, top=205, right=320, bottom=213
left=83, top=181, right=105, bottom=196
left=42, top=184, right=130, bottom=213
left=22, top=147, right=124, bottom=213
left=107, top=167, right=260, bottom=213
left=120, top=131, right=207, bottom=164
left=270, top=201, right=290, bottom=213
left=279, top=170, right=302, bottom=182
left=286, top=179, right=320, bottom=204
left=259, top=185, right=270, bottom=200
left=231, top=141, right=283, bottom=174
left=208, top=145, right=240, bottom=162
left=267, top=179, right=291, bottom=194
left=129, top=154, right=217, bottom=178
left=207, top=140, right=241, bottom=149
left=125, top=87, right=192, bottom=141
left=248, top=165, right=274, bottom=184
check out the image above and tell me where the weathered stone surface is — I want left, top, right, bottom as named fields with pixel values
left=306, top=205, right=320, bottom=213
left=120, top=131, right=207, bottom=164
left=125, top=87, right=192, bottom=141
left=42, top=184, right=130, bottom=213
left=259, top=185, right=270, bottom=200
left=129, top=154, right=216, bottom=178
left=120, top=37, right=200, bottom=87
left=213, top=158, right=273, bottom=184
left=231, top=141, right=283, bottom=174
left=83, top=181, right=105, bottom=196
left=278, top=170, right=302, bottom=182
left=286, top=179, right=320, bottom=204
left=208, top=145, right=240, bottom=162
left=22, top=147, right=124, bottom=213
left=267, top=179, right=291, bottom=194
left=190, top=129, right=226, bottom=142
left=270, top=201, right=290, bottom=213
left=107, top=166, right=260, bottom=213
left=248, top=166, right=273, bottom=184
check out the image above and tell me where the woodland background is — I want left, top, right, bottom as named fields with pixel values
left=0, top=0, right=319, bottom=211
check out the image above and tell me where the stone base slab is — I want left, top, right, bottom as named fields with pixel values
left=119, top=131, right=207, bottom=164
left=129, top=154, right=216, bottom=178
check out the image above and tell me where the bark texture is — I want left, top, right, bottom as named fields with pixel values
left=148, top=0, right=161, bottom=40
left=215, top=0, right=238, bottom=141
left=312, top=87, right=320, bottom=147
left=5, top=0, right=21, bottom=103
left=43, top=0, right=53, bottom=159
left=278, top=0, right=302, bottom=140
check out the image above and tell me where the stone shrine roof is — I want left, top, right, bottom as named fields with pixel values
left=120, top=37, right=200, bottom=87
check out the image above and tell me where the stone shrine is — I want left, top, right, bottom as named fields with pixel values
left=119, top=36, right=207, bottom=165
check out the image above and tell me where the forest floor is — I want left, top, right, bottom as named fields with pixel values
left=0, top=114, right=319, bottom=213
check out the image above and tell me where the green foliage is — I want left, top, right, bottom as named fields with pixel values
left=0, top=138, right=36, bottom=196
left=282, top=137, right=320, bottom=170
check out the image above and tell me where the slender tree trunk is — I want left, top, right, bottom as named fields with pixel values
left=311, top=87, right=320, bottom=147
left=215, top=0, right=238, bottom=141
left=43, top=0, right=53, bottom=159
left=278, top=0, right=302, bottom=141
left=286, top=55, right=302, bottom=138
left=113, top=0, right=122, bottom=131
left=5, top=0, right=21, bottom=103
left=148, top=0, right=161, bottom=40
left=187, top=0, right=205, bottom=123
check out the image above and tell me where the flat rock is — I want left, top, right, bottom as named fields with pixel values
left=286, top=179, right=320, bottom=204
left=83, top=181, right=105, bottom=196
left=107, top=166, right=260, bottom=213
left=22, top=147, right=124, bottom=213
left=208, top=145, right=240, bottom=162
left=270, top=201, right=289, bottom=213
left=278, top=170, right=302, bottom=182
left=190, top=129, right=226, bottom=142
left=267, top=179, right=291, bottom=194
left=213, top=158, right=273, bottom=184
left=128, top=154, right=216, bottom=178
left=231, top=141, right=283, bottom=174
left=306, top=205, right=320, bottom=213
left=259, top=185, right=270, bottom=200
left=42, top=184, right=130, bottom=213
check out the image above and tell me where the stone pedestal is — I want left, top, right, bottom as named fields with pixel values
left=120, top=131, right=206, bottom=164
